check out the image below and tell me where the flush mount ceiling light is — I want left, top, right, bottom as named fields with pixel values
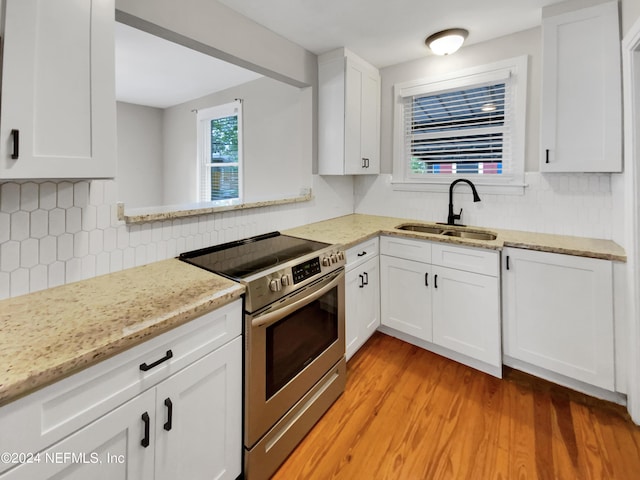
left=425, top=28, right=469, bottom=55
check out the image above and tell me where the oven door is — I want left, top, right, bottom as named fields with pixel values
left=245, top=268, right=345, bottom=448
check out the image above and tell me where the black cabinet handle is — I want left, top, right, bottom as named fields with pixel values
left=545, top=149, right=550, bottom=164
left=141, top=412, right=150, bottom=448
left=362, top=157, right=370, bottom=168
left=357, top=251, right=367, bottom=257
left=10, top=130, right=19, bottom=160
left=425, top=272, right=429, bottom=287
left=139, top=350, right=173, bottom=371
left=506, top=256, right=510, bottom=270
left=164, top=398, right=173, bottom=431
left=434, top=274, right=438, bottom=289
left=358, top=274, right=364, bottom=288
left=363, top=272, right=369, bottom=285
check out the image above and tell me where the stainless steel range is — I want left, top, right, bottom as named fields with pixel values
left=180, top=232, right=346, bottom=480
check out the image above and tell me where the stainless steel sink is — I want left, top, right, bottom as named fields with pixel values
left=395, top=223, right=497, bottom=241
left=395, top=224, right=445, bottom=235
left=440, top=230, right=497, bottom=241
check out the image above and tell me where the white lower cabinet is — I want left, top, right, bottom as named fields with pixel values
left=0, top=390, right=155, bottom=480
left=345, top=239, right=380, bottom=360
left=380, top=255, right=432, bottom=342
left=380, top=236, right=501, bottom=374
left=502, top=247, right=615, bottom=391
left=0, top=300, right=242, bottom=480
left=432, top=266, right=501, bottom=367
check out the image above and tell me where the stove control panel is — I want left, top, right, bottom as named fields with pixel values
left=250, top=246, right=346, bottom=311
left=292, top=257, right=322, bottom=284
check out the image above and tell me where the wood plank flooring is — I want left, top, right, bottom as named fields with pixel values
left=272, top=332, right=640, bottom=480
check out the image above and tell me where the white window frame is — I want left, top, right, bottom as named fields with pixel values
left=197, top=100, right=243, bottom=203
left=392, top=56, right=528, bottom=194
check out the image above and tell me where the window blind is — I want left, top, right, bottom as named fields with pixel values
left=404, top=80, right=513, bottom=177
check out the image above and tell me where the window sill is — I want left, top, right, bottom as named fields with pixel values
left=117, top=190, right=313, bottom=224
left=390, top=179, right=527, bottom=195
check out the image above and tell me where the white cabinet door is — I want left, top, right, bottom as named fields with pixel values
left=346, top=256, right=380, bottom=360
left=344, top=58, right=380, bottom=174
left=361, top=257, right=381, bottom=341
left=0, top=390, right=155, bottom=480
left=0, top=0, right=116, bottom=179
left=432, top=266, right=501, bottom=367
left=380, top=255, right=432, bottom=341
left=540, top=1, right=621, bottom=172
left=502, top=248, right=614, bottom=390
left=318, top=48, right=380, bottom=175
left=154, top=337, right=242, bottom=480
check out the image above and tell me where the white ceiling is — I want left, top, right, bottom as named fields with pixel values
left=115, top=22, right=263, bottom=109
left=217, top=0, right=566, bottom=68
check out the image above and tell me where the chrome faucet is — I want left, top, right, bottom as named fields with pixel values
left=447, top=179, right=481, bottom=225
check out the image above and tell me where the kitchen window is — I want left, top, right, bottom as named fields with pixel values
left=392, top=56, right=527, bottom=193
left=197, top=100, right=243, bottom=202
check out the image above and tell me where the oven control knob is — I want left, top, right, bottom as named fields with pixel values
left=322, top=256, right=331, bottom=267
left=330, top=254, right=337, bottom=264
left=281, top=274, right=292, bottom=286
left=269, top=279, right=282, bottom=292
left=337, top=251, right=345, bottom=261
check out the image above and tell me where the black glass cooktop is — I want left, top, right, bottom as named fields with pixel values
left=179, top=232, right=330, bottom=279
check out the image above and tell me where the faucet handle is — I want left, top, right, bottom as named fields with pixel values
left=454, top=208, right=462, bottom=220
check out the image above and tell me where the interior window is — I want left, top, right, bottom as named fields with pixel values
left=197, top=100, right=243, bottom=202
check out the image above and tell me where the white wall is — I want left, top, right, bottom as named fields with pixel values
left=116, top=102, right=164, bottom=208
left=161, top=76, right=312, bottom=205
left=356, top=26, right=618, bottom=239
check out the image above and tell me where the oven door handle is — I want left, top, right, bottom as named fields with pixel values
left=251, top=271, right=344, bottom=328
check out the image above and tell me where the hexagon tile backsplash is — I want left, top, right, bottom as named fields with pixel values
left=0, top=177, right=354, bottom=301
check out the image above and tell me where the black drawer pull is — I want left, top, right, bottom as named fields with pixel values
left=545, top=149, right=550, bottom=164
left=164, top=398, right=173, bottom=431
left=363, top=272, right=369, bottom=285
left=141, top=412, right=150, bottom=448
left=140, top=349, right=173, bottom=371
left=425, top=272, right=429, bottom=287
left=11, top=130, right=19, bottom=159
left=358, top=274, right=365, bottom=288
left=357, top=251, right=367, bottom=257
left=506, top=256, right=510, bottom=270
left=434, top=274, right=438, bottom=289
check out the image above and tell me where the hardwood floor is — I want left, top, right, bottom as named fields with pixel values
left=272, top=332, right=640, bottom=480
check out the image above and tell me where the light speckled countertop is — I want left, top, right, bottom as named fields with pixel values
left=283, top=214, right=626, bottom=262
left=0, top=259, right=244, bottom=406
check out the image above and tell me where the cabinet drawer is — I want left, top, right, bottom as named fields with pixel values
left=431, top=243, right=499, bottom=277
left=346, top=237, right=379, bottom=270
left=0, top=299, right=242, bottom=473
left=380, top=236, right=431, bottom=263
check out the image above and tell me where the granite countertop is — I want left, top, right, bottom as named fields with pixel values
left=0, top=259, right=244, bottom=406
left=283, top=214, right=626, bottom=262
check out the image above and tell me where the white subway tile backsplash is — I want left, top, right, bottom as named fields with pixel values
left=354, top=172, right=615, bottom=239
left=11, top=268, right=29, bottom=297
left=29, top=264, right=47, bottom=293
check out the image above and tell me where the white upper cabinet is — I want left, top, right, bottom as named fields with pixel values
left=318, top=48, right=380, bottom=175
left=540, top=0, right=621, bottom=172
left=0, top=0, right=117, bottom=179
